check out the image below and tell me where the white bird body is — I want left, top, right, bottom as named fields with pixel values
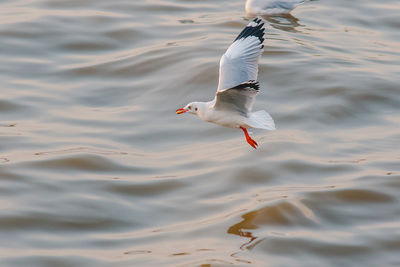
left=191, top=100, right=275, bottom=130
left=196, top=102, right=252, bottom=129
left=246, top=0, right=305, bottom=15
left=176, top=19, right=275, bottom=149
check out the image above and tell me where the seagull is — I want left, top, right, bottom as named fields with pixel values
left=176, top=18, right=275, bottom=149
left=246, top=0, right=305, bottom=16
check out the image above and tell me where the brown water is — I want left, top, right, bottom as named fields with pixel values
left=1, top=0, right=400, bottom=266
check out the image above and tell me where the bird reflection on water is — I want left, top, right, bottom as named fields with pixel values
left=263, top=13, right=302, bottom=32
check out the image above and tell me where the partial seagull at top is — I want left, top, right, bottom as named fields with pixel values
left=246, top=0, right=305, bottom=16
left=176, top=18, right=275, bottom=149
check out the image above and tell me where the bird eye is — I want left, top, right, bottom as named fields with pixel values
left=195, top=107, right=198, bottom=111
left=188, top=106, right=191, bottom=109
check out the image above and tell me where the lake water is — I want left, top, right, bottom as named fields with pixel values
left=1, top=0, right=400, bottom=266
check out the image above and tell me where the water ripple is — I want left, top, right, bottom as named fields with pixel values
left=0, top=0, right=400, bottom=266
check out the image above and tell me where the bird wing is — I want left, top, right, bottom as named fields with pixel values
left=214, top=80, right=260, bottom=115
left=264, top=0, right=305, bottom=10
left=217, top=18, right=265, bottom=91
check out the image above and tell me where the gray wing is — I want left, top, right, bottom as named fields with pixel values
left=217, top=18, right=265, bottom=91
left=265, top=0, right=305, bottom=10
left=214, top=81, right=260, bottom=115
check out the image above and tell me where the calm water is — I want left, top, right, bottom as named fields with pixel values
left=1, top=0, right=400, bottom=266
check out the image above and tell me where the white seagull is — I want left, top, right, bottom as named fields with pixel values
left=246, top=0, right=305, bottom=16
left=176, top=18, right=275, bottom=149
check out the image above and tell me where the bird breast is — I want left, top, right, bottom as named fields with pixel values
left=201, top=108, right=249, bottom=129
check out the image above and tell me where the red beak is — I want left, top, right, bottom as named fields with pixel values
left=176, top=108, right=188, bottom=114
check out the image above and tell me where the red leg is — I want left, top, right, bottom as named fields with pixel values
left=240, top=127, right=258, bottom=149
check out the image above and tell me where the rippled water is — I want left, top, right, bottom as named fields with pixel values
left=1, top=0, right=400, bottom=266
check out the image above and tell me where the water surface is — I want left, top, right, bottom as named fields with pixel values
left=1, top=0, right=400, bottom=266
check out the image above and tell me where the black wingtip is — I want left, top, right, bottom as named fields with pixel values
left=247, top=80, right=260, bottom=91
left=234, top=18, right=265, bottom=46
left=232, top=80, right=260, bottom=91
left=253, top=18, right=262, bottom=24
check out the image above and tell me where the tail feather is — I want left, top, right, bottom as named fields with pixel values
left=248, top=110, right=276, bottom=130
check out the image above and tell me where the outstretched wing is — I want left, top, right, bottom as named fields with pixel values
left=214, top=80, right=260, bottom=115
left=217, top=18, right=265, bottom=91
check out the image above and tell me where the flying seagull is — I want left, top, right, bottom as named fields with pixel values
left=176, top=18, right=275, bottom=149
left=246, top=0, right=305, bottom=16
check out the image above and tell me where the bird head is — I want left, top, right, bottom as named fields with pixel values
left=176, top=102, right=200, bottom=115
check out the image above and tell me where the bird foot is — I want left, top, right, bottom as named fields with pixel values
left=240, top=127, right=258, bottom=149
left=246, top=136, right=258, bottom=149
